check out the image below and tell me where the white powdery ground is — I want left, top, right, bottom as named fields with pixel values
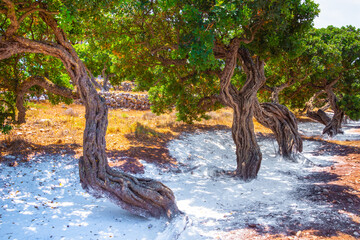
left=0, top=156, right=165, bottom=240
left=1, top=121, right=359, bottom=239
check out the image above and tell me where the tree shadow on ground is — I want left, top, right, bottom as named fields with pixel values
left=237, top=138, right=360, bottom=239
left=106, top=122, right=230, bottom=174
left=0, top=138, right=80, bottom=163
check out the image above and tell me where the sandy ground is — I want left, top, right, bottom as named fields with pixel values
left=0, top=120, right=359, bottom=240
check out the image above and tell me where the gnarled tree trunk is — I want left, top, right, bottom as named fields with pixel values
left=218, top=40, right=265, bottom=180
left=307, top=108, right=331, bottom=126
left=101, top=66, right=115, bottom=92
left=323, top=86, right=344, bottom=137
left=254, top=99, right=303, bottom=159
left=304, top=90, right=332, bottom=125
left=303, top=85, right=344, bottom=137
left=0, top=7, right=179, bottom=219
left=269, top=83, right=290, bottom=104
left=15, top=76, right=77, bottom=124
left=77, top=68, right=178, bottom=218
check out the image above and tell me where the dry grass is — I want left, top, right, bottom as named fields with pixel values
left=0, top=101, right=276, bottom=168
left=2, top=102, right=359, bottom=160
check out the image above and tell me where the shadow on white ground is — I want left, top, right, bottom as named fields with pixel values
left=1, top=121, right=359, bottom=239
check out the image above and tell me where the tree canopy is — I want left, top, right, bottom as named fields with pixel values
left=264, top=25, right=360, bottom=136
left=105, top=0, right=319, bottom=123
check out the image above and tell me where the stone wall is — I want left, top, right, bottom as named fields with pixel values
left=112, top=81, right=137, bottom=92
left=100, top=92, right=150, bottom=110
left=27, top=89, right=150, bottom=110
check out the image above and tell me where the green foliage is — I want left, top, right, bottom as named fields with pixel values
left=266, top=26, right=360, bottom=113
left=0, top=53, right=73, bottom=109
left=0, top=0, right=320, bottom=125
left=339, top=95, right=360, bottom=121
left=0, top=91, right=16, bottom=134
left=112, top=0, right=318, bottom=122
left=0, top=0, right=123, bottom=125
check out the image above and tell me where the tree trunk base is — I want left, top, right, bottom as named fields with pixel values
left=322, top=111, right=344, bottom=137
left=79, top=157, right=179, bottom=219
left=306, top=109, right=344, bottom=137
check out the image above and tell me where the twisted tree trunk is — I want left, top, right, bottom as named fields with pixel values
left=15, top=76, right=77, bottom=124
left=303, top=85, right=344, bottom=137
left=254, top=99, right=303, bottom=159
left=218, top=40, right=265, bottom=180
left=304, top=90, right=332, bottom=125
left=0, top=7, right=179, bottom=219
left=323, top=86, right=344, bottom=137
left=269, top=83, right=289, bottom=103
left=307, top=108, right=331, bottom=126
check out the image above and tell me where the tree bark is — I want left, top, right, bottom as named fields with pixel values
left=218, top=40, right=265, bottom=180
left=254, top=99, right=303, bottom=159
left=307, top=108, right=331, bottom=126
left=103, top=75, right=110, bottom=91
left=15, top=76, right=77, bottom=123
left=101, top=66, right=114, bottom=92
left=270, top=83, right=289, bottom=103
left=322, top=86, right=344, bottom=137
left=304, top=90, right=332, bottom=125
left=0, top=7, right=179, bottom=219
left=303, top=85, right=344, bottom=137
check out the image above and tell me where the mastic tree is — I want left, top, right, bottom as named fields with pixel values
left=0, top=0, right=179, bottom=218
left=311, top=26, right=360, bottom=136
left=114, top=0, right=318, bottom=177
left=268, top=26, right=360, bottom=136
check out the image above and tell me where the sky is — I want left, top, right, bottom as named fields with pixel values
left=313, top=0, right=360, bottom=28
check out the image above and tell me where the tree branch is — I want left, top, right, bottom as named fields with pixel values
left=239, top=20, right=264, bottom=44
left=18, top=7, right=58, bottom=24
left=16, top=75, right=78, bottom=123
left=238, top=47, right=265, bottom=97
left=157, top=56, right=187, bottom=66
left=2, top=0, right=19, bottom=37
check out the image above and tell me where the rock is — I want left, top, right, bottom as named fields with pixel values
left=38, top=119, right=52, bottom=126
left=347, top=198, right=354, bottom=203
left=64, top=108, right=78, bottom=117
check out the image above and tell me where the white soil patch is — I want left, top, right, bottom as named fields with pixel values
left=0, top=121, right=359, bottom=239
